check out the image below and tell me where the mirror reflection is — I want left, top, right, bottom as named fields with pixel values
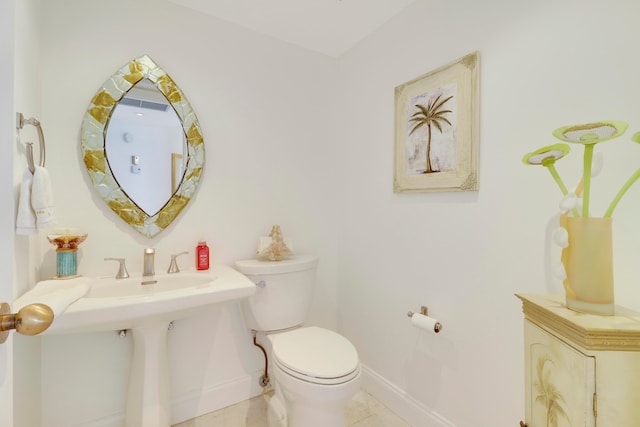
left=105, top=78, right=186, bottom=216
left=80, top=55, right=204, bottom=238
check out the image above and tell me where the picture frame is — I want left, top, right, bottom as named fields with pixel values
left=394, top=51, right=479, bottom=193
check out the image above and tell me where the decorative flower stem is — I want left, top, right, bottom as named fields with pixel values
left=604, top=133, right=640, bottom=217
left=581, top=144, right=594, bottom=218
left=604, top=168, right=640, bottom=217
left=574, top=150, right=603, bottom=197
left=542, top=157, right=569, bottom=194
left=542, top=157, right=580, bottom=217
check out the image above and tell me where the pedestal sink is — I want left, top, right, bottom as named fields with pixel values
left=43, top=265, right=255, bottom=427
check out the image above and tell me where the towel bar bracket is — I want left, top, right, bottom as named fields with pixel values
left=16, top=112, right=46, bottom=174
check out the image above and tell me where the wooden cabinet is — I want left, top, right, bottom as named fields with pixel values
left=516, top=294, right=640, bottom=427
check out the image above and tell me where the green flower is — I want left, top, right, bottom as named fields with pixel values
left=553, top=121, right=628, bottom=144
left=522, top=143, right=570, bottom=168
left=553, top=121, right=628, bottom=217
left=522, top=143, right=581, bottom=217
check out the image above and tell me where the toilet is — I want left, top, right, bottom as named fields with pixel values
left=234, top=255, right=361, bottom=427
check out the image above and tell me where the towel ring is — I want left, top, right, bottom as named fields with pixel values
left=16, top=112, right=46, bottom=174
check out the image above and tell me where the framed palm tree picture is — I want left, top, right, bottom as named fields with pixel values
left=394, top=51, right=479, bottom=192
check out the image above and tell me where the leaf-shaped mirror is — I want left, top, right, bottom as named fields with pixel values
left=80, top=55, right=204, bottom=238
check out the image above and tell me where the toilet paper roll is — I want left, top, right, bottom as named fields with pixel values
left=411, top=313, right=442, bottom=334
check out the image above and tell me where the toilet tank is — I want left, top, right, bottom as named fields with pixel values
left=234, top=255, right=318, bottom=332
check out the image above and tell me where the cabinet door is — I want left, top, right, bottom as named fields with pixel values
left=524, top=320, right=596, bottom=427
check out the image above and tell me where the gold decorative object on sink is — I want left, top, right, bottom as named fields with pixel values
left=47, top=230, right=88, bottom=278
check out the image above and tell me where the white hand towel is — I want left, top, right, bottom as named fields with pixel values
left=31, top=165, right=56, bottom=228
left=16, top=168, right=37, bottom=235
left=13, top=277, right=90, bottom=318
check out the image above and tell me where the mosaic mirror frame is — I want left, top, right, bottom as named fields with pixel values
left=80, top=55, right=204, bottom=238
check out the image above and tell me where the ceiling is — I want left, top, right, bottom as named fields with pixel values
left=167, top=0, right=417, bottom=57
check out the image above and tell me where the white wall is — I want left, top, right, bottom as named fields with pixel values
left=30, top=0, right=337, bottom=425
left=14, top=0, right=640, bottom=426
left=335, top=0, right=640, bottom=425
left=0, top=1, right=16, bottom=425
left=12, top=1, right=46, bottom=426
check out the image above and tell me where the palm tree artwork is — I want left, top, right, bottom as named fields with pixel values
left=534, top=355, right=571, bottom=427
left=407, top=88, right=455, bottom=174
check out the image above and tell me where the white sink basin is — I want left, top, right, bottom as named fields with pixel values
left=42, top=264, right=256, bottom=427
left=47, top=265, right=255, bottom=334
left=86, top=273, right=215, bottom=298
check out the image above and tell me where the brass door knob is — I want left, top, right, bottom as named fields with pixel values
left=0, top=302, right=54, bottom=343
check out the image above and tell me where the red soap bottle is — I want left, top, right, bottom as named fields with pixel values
left=196, top=241, right=210, bottom=270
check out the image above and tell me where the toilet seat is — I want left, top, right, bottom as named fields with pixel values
left=271, top=326, right=360, bottom=385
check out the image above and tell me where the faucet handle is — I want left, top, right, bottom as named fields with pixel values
left=104, top=257, right=130, bottom=279
left=167, top=252, right=189, bottom=274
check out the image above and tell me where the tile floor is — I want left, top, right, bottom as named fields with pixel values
left=173, top=389, right=411, bottom=427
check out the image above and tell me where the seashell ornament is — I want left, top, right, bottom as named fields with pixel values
left=257, top=225, right=293, bottom=261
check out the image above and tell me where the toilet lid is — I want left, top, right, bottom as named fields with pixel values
left=271, top=327, right=359, bottom=382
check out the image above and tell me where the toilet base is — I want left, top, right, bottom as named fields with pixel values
left=270, top=362, right=361, bottom=427
left=287, top=400, right=348, bottom=427
left=268, top=392, right=349, bottom=427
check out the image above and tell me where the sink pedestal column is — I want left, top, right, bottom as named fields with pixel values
left=125, top=322, right=171, bottom=427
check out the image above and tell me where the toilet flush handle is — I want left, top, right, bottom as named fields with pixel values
left=256, top=280, right=266, bottom=288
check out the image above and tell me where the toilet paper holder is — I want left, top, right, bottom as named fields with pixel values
left=407, top=305, right=443, bottom=333
left=407, top=305, right=429, bottom=317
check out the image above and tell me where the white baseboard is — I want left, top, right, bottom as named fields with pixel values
left=171, top=370, right=264, bottom=425
left=73, top=367, right=453, bottom=427
left=360, top=364, right=455, bottom=427
left=71, top=371, right=263, bottom=427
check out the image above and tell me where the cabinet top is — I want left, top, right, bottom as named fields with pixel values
left=516, top=294, right=640, bottom=351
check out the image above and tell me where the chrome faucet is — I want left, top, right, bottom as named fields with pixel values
left=104, top=257, right=129, bottom=279
left=143, top=248, right=155, bottom=277
left=167, top=251, right=189, bottom=274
